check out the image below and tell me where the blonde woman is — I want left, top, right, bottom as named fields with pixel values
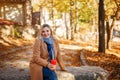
left=29, top=24, right=66, bottom=80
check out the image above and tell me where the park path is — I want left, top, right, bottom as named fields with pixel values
left=0, top=46, right=33, bottom=80
left=0, top=44, right=84, bottom=80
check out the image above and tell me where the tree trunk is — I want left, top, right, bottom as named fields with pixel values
left=70, top=0, right=74, bottom=40
left=0, top=6, right=1, bottom=17
left=98, top=0, right=105, bottom=53
left=106, top=2, right=119, bottom=49
left=106, top=21, right=110, bottom=49
left=51, top=0, right=55, bottom=26
left=64, top=13, right=69, bottom=39
left=107, top=18, right=115, bottom=49
left=74, top=0, right=78, bottom=33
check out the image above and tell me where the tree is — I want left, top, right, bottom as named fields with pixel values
left=70, top=0, right=74, bottom=40
left=105, top=0, right=120, bottom=49
left=98, top=0, right=105, bottom=53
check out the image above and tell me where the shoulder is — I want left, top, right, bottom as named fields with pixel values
left=53, top=37, right=59, bottom=43
left=53, top=37, right=60, bottom=46
left=34, top=37, right=43, bottom=44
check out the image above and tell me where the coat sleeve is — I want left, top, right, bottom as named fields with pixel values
left=32, top=38, right=48, bottom=67
left=55, top=39, right=66, bottom=71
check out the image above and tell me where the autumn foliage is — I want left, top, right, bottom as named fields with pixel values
left=0, top=38, right=120, bottom=80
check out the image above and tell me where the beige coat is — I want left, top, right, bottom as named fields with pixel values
left=29, top=37, right=65, bottom=80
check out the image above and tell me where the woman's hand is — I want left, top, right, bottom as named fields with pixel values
left=61, top=68, right=67, bottom=71
left=47, top=63, right=56, bottom=71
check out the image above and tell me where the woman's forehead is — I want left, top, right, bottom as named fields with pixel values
left=42, top=27, right=50, bottom=29
left=42, top=27, right=51, bottom=31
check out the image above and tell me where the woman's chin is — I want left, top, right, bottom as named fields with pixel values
left=44, top=36, right=50, bottom=38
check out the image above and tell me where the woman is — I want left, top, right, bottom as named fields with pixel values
left=30, top=24, right=66, bottom=80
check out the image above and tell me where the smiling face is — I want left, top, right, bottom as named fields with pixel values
left=41, top=27, right=51, bottom=38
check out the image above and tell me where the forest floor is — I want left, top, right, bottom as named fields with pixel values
left=0, top=36, right=120, bottom=80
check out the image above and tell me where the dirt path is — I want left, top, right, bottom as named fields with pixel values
left=0, top=44, right=83, bottom=80
left=0, top=42, right=120, bottom=80
left=0, top=47, right=32, bottom=80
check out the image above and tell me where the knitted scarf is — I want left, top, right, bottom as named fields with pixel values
left=42, top=36, right=54, bottom=60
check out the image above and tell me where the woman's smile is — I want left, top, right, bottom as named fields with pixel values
left=42, top=27, right=51, bottom=38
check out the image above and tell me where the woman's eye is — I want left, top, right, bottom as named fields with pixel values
left=47, top=30, right=49, bottom=32
left=42, top=31, right=45, bottom=33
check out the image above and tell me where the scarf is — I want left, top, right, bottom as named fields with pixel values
left=42, top=36, right=54, bottom=60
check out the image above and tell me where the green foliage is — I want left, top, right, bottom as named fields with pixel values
left=32, top=0, right=119, bottom=28
left=78, top=22, right=92, bottom=33
left=14, top=28, right=22, bottom=38
left=32, top=0, right=97, bottom=23
left=104, top=0, right=117, bottom=17
left=11, top=26, right=22, bottom=38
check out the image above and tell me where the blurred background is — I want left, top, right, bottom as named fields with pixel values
left=0, top=0, right=120, bottom=80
